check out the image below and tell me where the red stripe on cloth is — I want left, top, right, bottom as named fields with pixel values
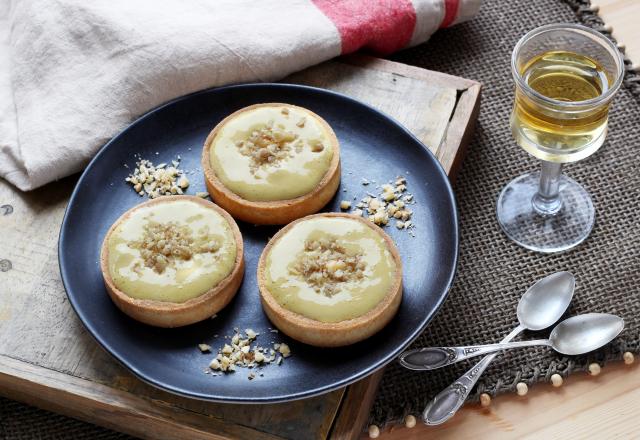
left=313, top=0, right=416, bottom=55
left=440, top=0, right=459, bottom=28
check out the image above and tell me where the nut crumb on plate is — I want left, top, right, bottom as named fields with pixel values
left=204, top=329, right=291, bottom=378
left=125, top=156, right=189, bottom=199
left=348, top=176, right=416, bottom=232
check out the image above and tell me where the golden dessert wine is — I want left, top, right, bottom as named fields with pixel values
left=498, top=24, right=623, bottom=254
left=511, top=50, right=612, bottom=163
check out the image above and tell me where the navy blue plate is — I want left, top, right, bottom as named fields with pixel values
left=59, top=83, right=458, bottom=403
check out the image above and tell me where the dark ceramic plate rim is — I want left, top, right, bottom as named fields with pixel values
left=58, top=83, right=459, bottom=403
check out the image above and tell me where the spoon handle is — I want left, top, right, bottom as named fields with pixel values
left=400, top=338, right=550, bottom=371
left=422, top=324, right=525, bottom=426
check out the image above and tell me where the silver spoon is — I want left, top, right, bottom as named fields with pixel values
left=402, top=271, right=575, bottom=425
left=403, top=313, right=623, bottom=370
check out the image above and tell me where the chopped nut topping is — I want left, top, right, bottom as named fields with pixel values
left=195, top=192, right=210, bottom=199
left=278, top=343, right=291, bottom=358
left=129, top=221, right=219, bottom=273
left=281, top=107, right=289, bottom=115
left=349, top=176, right=416, bottom=232
left=198, top=344, right=211, bottom=353
left=235, top=123, right=298, bottom=174
left=296, top=117, right=306, bottom=128
left=340, top=200, right=351, bottom=210
left=178, top=176, right=190, bottom=189
left=290, top=237, right=366, bottom=297
left=205, top=329, right=291, bottom=378
left=382, top=191, right=396, bottom=202
left=125, top=157, right=189, bottom=198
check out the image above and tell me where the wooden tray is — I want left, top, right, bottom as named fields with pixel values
left=0, top=54, right=480, bottom=440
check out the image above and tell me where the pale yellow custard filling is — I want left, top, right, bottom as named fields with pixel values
left=106, top=200, right=237, bottom=303
left=265, top=217, right=397, bottom=323
left=209, top=105, right=334, bottom=202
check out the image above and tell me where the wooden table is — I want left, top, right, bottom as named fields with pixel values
left=0, top=55, right=480, bottom=440
left=371, top=5, right=640, bottom=438
left=375, top=360, right=639, bottom=439
left=593, top=0, right=640, bottom=70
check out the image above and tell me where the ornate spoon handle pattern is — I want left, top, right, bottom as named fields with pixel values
left=421, top=324, right=524, bottom=425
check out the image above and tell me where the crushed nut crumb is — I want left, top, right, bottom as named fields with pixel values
left=125, top=157, right=189, bottom=198
left=235, top=123, right=298, bottom=174
left=349, top=176, right=416, bottom=232
left=289, top=237, right=366, bottom=297
left=278, top=343, right=291, bottom=358
left=129, top=221, right=219, bottom=273
left=340, top=200, right=351, bottom=210
left=310, top=141, right=325, bottom=152
left=205, top=329, right=291, bottom=378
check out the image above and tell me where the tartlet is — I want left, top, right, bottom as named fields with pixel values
left=257, top=213, right=403, bottom=347
left=202, top=103, right=340, bottom=225
left=100, top=195, right=244, bottom=327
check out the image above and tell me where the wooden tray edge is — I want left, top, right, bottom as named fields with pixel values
left=0, top=354, right=281, bottom=440
left=329, top=55, right=481, bottom=440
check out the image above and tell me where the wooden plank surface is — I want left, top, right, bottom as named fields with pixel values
left=593, top=0, right=640, bottom=70
left=373, top=360, right=639, bottom=439
left=0, top=55, right=479, bottom=440
left=364, top=5, right=640, bottom=435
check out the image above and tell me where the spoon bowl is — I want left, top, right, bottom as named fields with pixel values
left=550, top=313, right=625, bottom=355
left=517, top=271, right=575, bottom=330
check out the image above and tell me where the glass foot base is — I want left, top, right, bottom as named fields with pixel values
left=496, top=172, right=595, bottom=253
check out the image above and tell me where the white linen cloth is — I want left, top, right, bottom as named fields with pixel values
left=0, top=0, right=479, bottom=190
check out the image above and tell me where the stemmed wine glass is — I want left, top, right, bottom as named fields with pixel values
left=497, top=24, right=624, bottom=253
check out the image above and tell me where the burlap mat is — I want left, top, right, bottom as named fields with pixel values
left=2, top=0, right=639, bottom=438
left=369, top=0, right=640, bottom=427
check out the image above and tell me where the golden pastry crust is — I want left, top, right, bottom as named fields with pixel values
left=202, top=103, right=341, bottom=225
left=100, top=195, right=244, bottom=328
left=257, top=213, right=402, bottom=347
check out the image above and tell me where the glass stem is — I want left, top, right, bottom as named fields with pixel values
left=533, top=160, right=563, bottom=215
